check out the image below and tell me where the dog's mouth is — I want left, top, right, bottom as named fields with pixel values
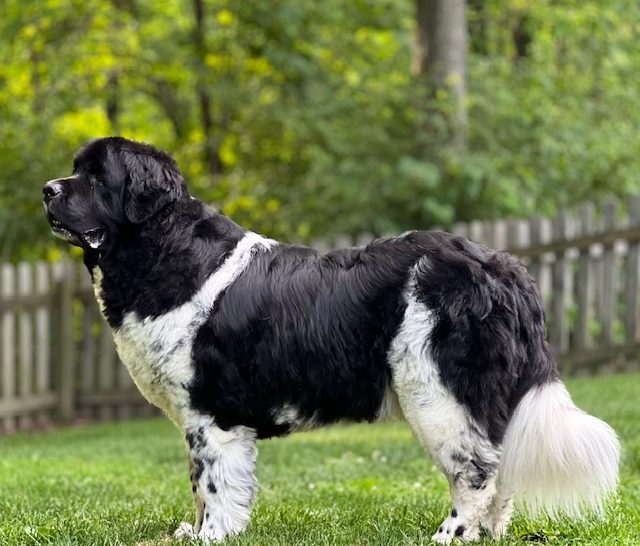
left=47, top=212, right=77, bottom=243
left=47, top=212, right=105, bottom=249
left=52, top=225, right=78, bottom=243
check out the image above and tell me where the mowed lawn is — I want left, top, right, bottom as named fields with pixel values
left=1, top=375, right=639, bottom=546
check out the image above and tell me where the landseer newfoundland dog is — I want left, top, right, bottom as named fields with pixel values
left=43, top=137, right=619, bottom=543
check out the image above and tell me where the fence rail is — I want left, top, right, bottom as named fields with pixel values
left=1, top=198, right=639, bottom=432
left=0, top=261, right=154, bottom=434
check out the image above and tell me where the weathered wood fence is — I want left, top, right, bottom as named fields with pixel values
left=0, top=263, right=155, bottom=434
left=1, top=198, right=640, bottom=432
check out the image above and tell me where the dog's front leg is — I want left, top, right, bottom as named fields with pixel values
left=175, top=419, right=258, bottom=543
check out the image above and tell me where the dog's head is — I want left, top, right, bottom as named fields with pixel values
left=43, top=137, right=186, bottom=249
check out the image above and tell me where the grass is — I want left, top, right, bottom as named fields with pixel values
left=0, top=374, right=639, bottom=546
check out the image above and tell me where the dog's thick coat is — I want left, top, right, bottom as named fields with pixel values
left=43, top=137, right=620, bottom=543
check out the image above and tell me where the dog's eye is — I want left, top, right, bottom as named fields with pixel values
left=90, top=176, right=104, bottom=189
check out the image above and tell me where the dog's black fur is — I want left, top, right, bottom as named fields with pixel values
left=190, top=233, right=557, bottom=443
left=44, top=137, right=554, bottom=445
left=44, top=137, right=596, bottom=543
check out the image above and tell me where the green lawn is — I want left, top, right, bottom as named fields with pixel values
left=1, top=374, right=639, bottom=546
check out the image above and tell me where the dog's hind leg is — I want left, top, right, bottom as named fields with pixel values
left=175, top=418, right=258, bottom=543
left=392, top=363, right=501, bottom=543
left=389, top=299, right=502, bottom=543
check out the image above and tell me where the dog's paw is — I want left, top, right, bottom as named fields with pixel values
left=174, top=522, right=229, bottom=544
left=431, top=517, right=480, bottom=544
left=174, top=522, right=197, bottom=540
left=198, top=526, right=227, bottom=543
left=481, top=512, right=509, bottom=539
left=481, top=500, right=513, bottom=539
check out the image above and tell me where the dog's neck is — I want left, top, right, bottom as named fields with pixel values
left=87, top=198, right=247, bottom=329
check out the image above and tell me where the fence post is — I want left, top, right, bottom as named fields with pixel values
left=17, top=262, right=34, bottom=430
left=625, top=197, right=640, bottom=347
left=550, top=209, right=570, bottom=354
left=575, top=204, right=594, bottom=351
left=600, top=202, right=618, bottom=346
left=1, top=263, right=17, bottom=433
left=528, top=216, right=543, bottom=287
left=35, top=262, right=51, bottom=422
left=57, top=261, right=75, bottom=422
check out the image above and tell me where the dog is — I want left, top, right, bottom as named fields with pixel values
left=43, top=137, right=620, bottom=543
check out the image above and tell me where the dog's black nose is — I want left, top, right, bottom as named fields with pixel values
left=43, top=181, right=63, bottom=200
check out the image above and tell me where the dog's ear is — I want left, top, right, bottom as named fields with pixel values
left=122, top=149, right=185, bottom=224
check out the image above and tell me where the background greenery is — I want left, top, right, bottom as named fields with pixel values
left=1, top=0, right=640, bottom=261
left=0, top=374, right=638, bottom=545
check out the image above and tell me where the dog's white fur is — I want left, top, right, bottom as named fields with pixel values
left=175, top=419, right=258, bottom=541
left=498, top=381, right=620, bottom=517
left=92, top=234, right=619, bottom=544
left=389, top=286, right=502, bottom=542
left=94, top=232, right=273, bottom=427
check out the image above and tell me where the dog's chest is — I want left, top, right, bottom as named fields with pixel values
left=113, top=310, right=196, bottom=422
left=91, top=267, right=198, bottom=422
left=90, top=233, right=271, bottom=423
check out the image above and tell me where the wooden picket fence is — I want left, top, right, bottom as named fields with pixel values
left=1, top=197, right=640, bottom=432
left=0, top=262, right=155, bottom=434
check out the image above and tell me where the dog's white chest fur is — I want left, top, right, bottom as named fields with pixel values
left=92, top=233, right=274, bottom=424
left=112, top=307, right=195, bottom=423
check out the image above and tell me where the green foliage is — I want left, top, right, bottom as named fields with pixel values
left=463, top=0, right=640, bottom=221
left=1, top=0, right=639, bottom=260
left=0, top=374, right=639, bottom=545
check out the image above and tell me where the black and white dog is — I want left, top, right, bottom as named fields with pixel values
left=43, top=137, right=619, bottom=543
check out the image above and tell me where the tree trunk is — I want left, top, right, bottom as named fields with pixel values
left=105, top=72, right=120, bottom=134
left=512, top=14, right=531, bottom=60
left=413, top=0, right=468, bottom=152
left=192, top=0, right=223, bottom=176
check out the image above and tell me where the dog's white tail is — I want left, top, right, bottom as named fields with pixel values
left=498, top=380, right=620, bottom=517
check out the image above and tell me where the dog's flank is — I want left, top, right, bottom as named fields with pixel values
left=43, top=137, right=620, bottom=544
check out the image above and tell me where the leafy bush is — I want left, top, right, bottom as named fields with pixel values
left=1, top=0, right=639, bottom=259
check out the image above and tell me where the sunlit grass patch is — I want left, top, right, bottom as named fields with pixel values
left=1, top=374, right=638, bottom=545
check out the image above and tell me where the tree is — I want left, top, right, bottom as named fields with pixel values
left=192, top=0, right=224, bottom=177
left=2, top=0, right=640, bottom=261
left=412, top=0, right=468, bottom=152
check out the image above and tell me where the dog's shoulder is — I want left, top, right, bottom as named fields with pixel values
left=95, top=203, right=249, bottom=327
